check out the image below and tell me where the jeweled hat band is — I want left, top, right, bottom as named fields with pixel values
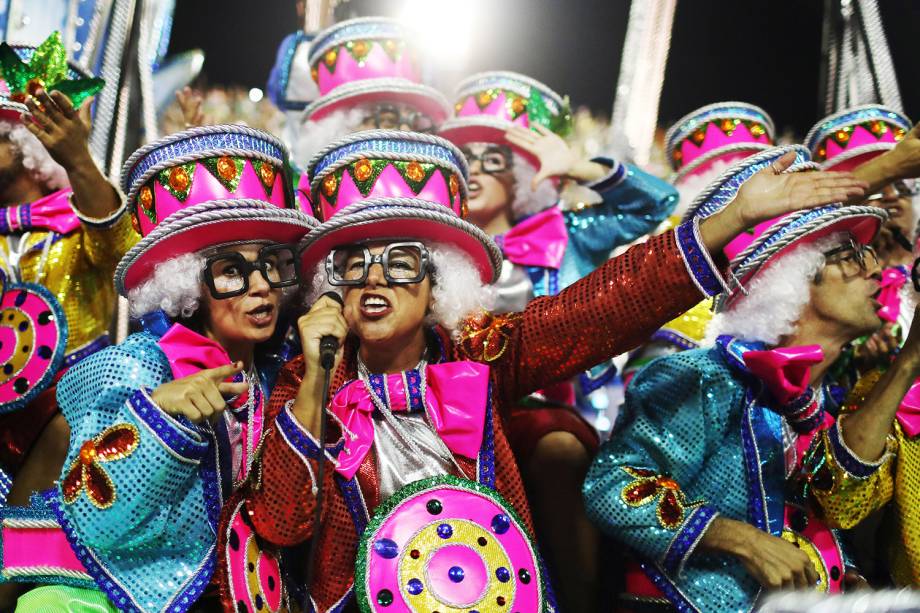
left=308, top=17, right=419, bottom=97
left=308, top=130, right=469, bottom=222
left=452, top=71, right=572, bottom=135
left=804, top=105, right=912, bottom=169
left=121, top=125, right=291, bottom=237
left=665, top=102, right=775, bottom=173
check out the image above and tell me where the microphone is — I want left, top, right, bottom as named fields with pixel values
left=319, top=291, right=344, bottom=371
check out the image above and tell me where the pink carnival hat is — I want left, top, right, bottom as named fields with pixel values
left=805, top=104, right=912, bottom=172
left=116, top=124, right=318, bottom=295
left=299, top=130, right=501, bottom=282
left=304, top=17, right=448, bottom=123
left=439, top=71, right=572, bottom=167
left=665, top=102, right=775, bottom=185
left=682, top=145, right=885, bottom=310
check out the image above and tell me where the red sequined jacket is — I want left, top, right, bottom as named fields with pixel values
left=219, top=230, right=718, bottom=612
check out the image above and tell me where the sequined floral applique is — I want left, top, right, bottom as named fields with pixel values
left=459, top=311, right=522, bottom=362
left=620, top=467, right=700, bottom=530
left=62, top=423, right=140, bottom=509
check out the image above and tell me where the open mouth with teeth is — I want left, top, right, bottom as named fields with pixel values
left=468, top=179, right=482, bottom=198
left=361, top=294, right=392, bottom=317
left=246, top=303, right=275, bottom=326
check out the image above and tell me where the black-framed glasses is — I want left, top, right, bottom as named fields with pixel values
left=203, top=244, right=298, bottom=299
left=365, top=103, right=435, bottom=133
left=326, top=242, right=430, bottom=286
left=461, top=144, right=512, bottom=174
left=865, top=179, right=920, bottom=203
left=822, top=239, right=880, bottom=277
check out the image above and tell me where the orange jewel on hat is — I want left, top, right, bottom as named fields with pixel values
left=672, top=149, right=683, bottom=162
left=258, top=162, right=275, bottom=188
left=476, top=91, right=494, bottom=108
left=510, top=97, right=526, bottom=116
left=835, top=129, right=850, bottom=143
left=449, top=174, right=459, bottom=197
left=131, top=213, right=141, bottom=234
left=168, top=166, right=190, bottom=192
left=691, top=128, right=706, bottom=145
left=405, top=161, right=425, bottom=183
left=354, top=158, right=373, bottom=182
left=350, top=40, right=369, bottom=58
left=895, top=127, right=906, bottom=140
left=311, top=67, right=319, bottom=82
left=139, top=185, right=153, bottom=211
left=216, top=156, right=237, bottom=181
left=322, top=173, right=338, bottom=197
left=750, top=123, right=765, bottom=137
left=720, top=118, right=736, bottom=134
left=324, top=48, right=338, bottom=68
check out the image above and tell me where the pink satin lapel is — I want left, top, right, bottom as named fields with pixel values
left=877, top=267, right=907, bottom=323
left=898, top=379, right=920, bottom=437
left=157, top=323, right=233, bottom=379
left=2, top=189, right=81, bottom=235
left=742, top=345, right=824, bottom=405
left=328, top=361, right=490, bottom=479
left=501, top=206, right=568, bottom=270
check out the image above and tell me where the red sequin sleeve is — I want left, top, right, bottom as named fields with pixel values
left=246, top=356, right=335, bottom=546
left=461, top=230, right=719, bottom=404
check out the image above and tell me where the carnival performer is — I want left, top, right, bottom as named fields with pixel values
left=803, top=119, right=920, bottom=588
left=583, top=144, right=888, bottom=611
left=805, top=106, right=919, bottom=380
left=437, top=70, right=679, bottom=610
left=290, top=16, right=451, bottom=213
left=623, top=102, right=777, bottom=385
left=8, top=125, right=317, bottom=612
left=214, top=130, right=867, bottom=613
left=0, top=32, right=133, bottom=510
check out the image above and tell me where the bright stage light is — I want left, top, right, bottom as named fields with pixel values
left=248, top=87, right=264, bottom=103
left=399, top=0, right=477, bottom=71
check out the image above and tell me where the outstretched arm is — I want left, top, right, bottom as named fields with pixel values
left=851, top=121, right=920, bottom=197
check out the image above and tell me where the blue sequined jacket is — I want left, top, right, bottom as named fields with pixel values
left=584, top=339, right=848, bottom=612
left=42, top=313, right=291, bottom=613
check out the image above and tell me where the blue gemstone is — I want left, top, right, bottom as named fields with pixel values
left=437, top=523, right=453, bottom=539
left=406, top=578, right=424, bottom=595
left=491, top=514, right=510, bottom=534
left=495, top=567, right=511, bottom=583
left=373, top=538, right=399, bottom=559
left=448, top=566, right=465, bottom=583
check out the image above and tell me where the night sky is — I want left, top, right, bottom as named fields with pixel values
left=168, top=1, right=920, bottom=137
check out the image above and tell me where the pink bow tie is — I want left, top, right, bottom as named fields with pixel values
left=897, top=379, right=920, bottom=437
left=876, top=267, right=907, bottom=323
left=329, top=361, right=490, bottom=480
left=0, top=189, right=81, bottom=235
left=499, top=206, right=569, bottom=270
left=743, top=345, right=824, bottom=405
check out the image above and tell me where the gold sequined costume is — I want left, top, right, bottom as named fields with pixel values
left=0, top=190, right=137, bottom=470
left=808, top=369, right=915, bottom=583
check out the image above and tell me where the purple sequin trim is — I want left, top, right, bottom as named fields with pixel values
left=676, top=220, right=724, bottom=297
left=128, top=390, right=208, bottom=461
left=828, top=422, right=881, bottom=478
left=661, top=505, right=718, bottom=576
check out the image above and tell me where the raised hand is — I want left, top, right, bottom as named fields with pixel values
left=505, top=124, right=608, bottom=188
left=151, top=362, right=248, bottom=424
left=22, top=89, right=92, bottom=172
left=293, top=293, right=348, bottom=436
left=700, top=150, right=869, bottom=253
left=176, top=86, right=205, bottom=128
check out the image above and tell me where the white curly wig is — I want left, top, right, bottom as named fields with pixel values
left=127, top=252, right=206, bottom=319
left=306, top=240, right=495, bottom=334
left=510, top=152, right=559, bottom=221
left=707, top=233, right=848, bottom=346
left=0, top=120, right=69, bottom=190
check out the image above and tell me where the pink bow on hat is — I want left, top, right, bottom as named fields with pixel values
left=743, top=345, right=825, bottom=405
left=329, top=361, right=490, bottom=479
left=499, top=206, right=568, bottom=270
left=0, top=189, right=81, bottom=236
left=876, top=267, right=907, bottom=323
